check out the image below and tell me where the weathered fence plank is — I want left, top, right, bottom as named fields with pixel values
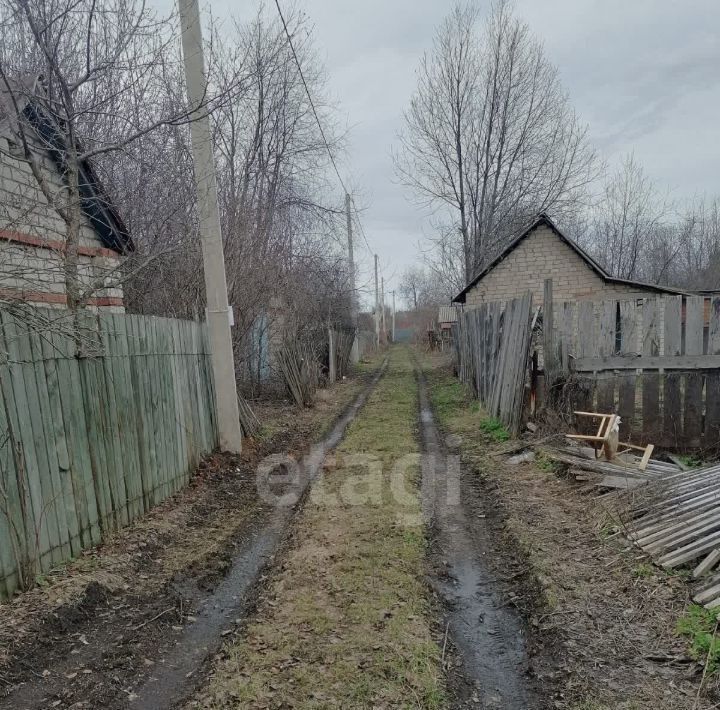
left=707, top=298, right=720, bottom=445
left=664, top=296, right=683, bottom=446
left=548, top=293, right=720, bottom=451
left=0, top=309, right=218, bottom=599
left=684, top=296, right=705, bottom=446
left=455, top=294, right=533, bottom=435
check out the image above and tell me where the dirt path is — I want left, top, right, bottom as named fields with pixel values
left=188, top=348, right=446, bottom=708
left=416, top=363, right=537, bottom=708
left=0, top=363, right=383, bottom=710
left=185, top=347, right=539, bottom=709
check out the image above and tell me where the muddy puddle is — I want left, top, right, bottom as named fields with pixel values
left=416, top=366, right=537, bottom=709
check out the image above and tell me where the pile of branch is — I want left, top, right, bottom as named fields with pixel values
left=238, top=394, right=260, bottom=437
left=276, top=337, right=320, bottom=407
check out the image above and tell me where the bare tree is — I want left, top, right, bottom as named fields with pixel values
left=589, top=154, right=670, bottom=281
left=396, top=0, right=597, bottom=286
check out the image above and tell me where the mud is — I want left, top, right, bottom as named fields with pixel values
left=416, top=366, right=538, bottom=709
left=130, top=357, right=388, bottom=709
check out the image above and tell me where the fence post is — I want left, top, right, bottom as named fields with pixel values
left=328, top=327, right=336, bottom=384
left=543, top=278, right=555, bottom=382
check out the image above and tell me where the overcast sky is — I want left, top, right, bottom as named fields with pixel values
left=196, top=0, right=720, bottom=306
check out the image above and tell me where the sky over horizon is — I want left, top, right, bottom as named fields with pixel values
left=175, top=0, right=720, bottom=307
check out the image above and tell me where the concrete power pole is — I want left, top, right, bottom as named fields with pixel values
left=345, top=193, right=359, bottom=363
left=392, top=290, right=396, bottom=343
left=178, top=0, right=242, bottom=453
left=374, top=254, right=380, bottom=348
left=381, top=276, right=386, bottom=343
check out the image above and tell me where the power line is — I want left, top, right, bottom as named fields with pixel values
left=273, top=0, right=348, bottom=196
left=350, top=195, right=374, bottom=256
left=273, top=0, right=377, bottom=267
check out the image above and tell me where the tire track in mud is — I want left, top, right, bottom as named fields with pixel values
left=415, top=362, right=537, bottom=709
left=128, top=358, right=388, bottom=710
left=1, top=360, right=387, bottom=710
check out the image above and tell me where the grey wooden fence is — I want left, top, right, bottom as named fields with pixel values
left=545, top=293, right=720, bottom=450
left=0, top=308, right=218, bottom=599
left=455, top=293, right=534, bottom=434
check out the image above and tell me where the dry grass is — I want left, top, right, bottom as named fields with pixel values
left=191, top=347, right=445, bottom=709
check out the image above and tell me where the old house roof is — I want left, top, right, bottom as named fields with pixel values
left=0, top=75, right=133, bottom=254
left=452, top=213, right=687, bottom=303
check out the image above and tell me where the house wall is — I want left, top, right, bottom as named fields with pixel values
left=0, top=133, right=124, bottom=312
left=462, top=224, right=662, bottom=307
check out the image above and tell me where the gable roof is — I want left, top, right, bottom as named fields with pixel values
left=452, top=213, right=687, bottom=303
left=0, top=76, right=133, bottom=254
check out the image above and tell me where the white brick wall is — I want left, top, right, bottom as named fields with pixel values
left=0, top=132, right=124, bottom=309
left=463, top=225, right=662, bottom=307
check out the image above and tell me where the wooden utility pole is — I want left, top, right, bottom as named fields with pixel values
left=178, top=0, right=242, bottom=453
left=345, top=193, right=359, bottom=363
left=392, top=290, right=396, bottom=343
left=381, top=276, right=386, bottom=343
left=374, top=254, right=380, bottom=348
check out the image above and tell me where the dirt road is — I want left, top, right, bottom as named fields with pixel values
left=1, top=348, right=549, bottom=708
left=186, top=347, right=536, bottom=708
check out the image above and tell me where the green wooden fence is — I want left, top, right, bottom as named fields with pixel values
left=0, top=308, right=218, bottom=599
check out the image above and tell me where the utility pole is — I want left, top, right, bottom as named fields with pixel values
left=178, top=0, right=242, bottom=453
left=381, top=276, right=386, bottom=344
left=392, top=290, right=396, bottom=343
left=345, top=193, right=359, bottom=363
left=374, top=254, right=380, bottom=348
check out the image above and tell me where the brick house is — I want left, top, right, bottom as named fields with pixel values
left=452, top=213, right=685, bottom=308
left=0, top=77, right=132, bottom=312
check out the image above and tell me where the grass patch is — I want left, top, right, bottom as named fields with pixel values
left=678, top=453, right=704, bottom=469
left=195, top=347, right=445, bottom=709
left=677, top=604, right=720, bottom=672
left=632, top=562, right=655, bottom=579
left=479, top=417, right=510, bottom=442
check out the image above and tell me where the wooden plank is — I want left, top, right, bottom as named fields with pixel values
left=109, top=314, right=144, bottom=520
left=556, top=302, right=576, bottom=373
left=616, top=300, right=639, bottom=437
left=51, top=324, right=101, bottom=549
left=693, top=548, right=720, bottom=579
left=641, top=298, right=661, bottom=442
left=572, top=354, right=720, bottom=371
left=98, top=315, right=130, bottom=528
left=79, top=310, right=119, bottom=534
left=663, top=295, right=682, bottom=447
left=543, top=279, right=555, bottom=379
left=705, top=297, right=720, bottom=448
left=28, top=321, right=73, bottom=565
left=684, top=296, right=705, bottom=446
left=596, top=302, right=616, bottom=412
left=0, top=310, right=55, bottom=572
left=127, top=315, right=154, bottom=510
left=0, top=375, right=25, bottom=597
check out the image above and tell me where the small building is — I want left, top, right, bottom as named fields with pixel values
left=452, top=213, right=685, bottom=307
left=437, top=305, right=458, bottom=348
left=0, top=77, right=132, bottom=311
